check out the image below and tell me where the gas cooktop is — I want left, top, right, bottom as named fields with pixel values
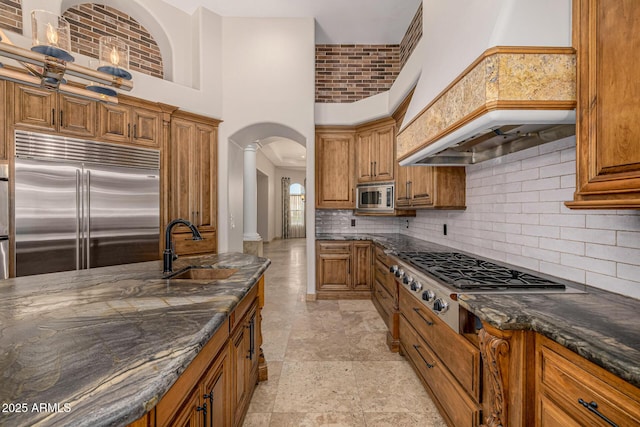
left=396, top=251, right=566, bottom=291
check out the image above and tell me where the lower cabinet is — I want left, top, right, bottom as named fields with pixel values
left=316, top=240, right=372, bottom=299
left=535, top=334, right=640, bottom=427
left=231, top=303, right=258, bottom=427
left=129, top=277, right=265, bottom=427
left=371, top=245, right=399, bottom=351
left=398, top=285, right=482, bottom=426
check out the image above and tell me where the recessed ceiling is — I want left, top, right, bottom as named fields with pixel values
left=160, top=0, right=422, bottom=44
left=259, top=138, right=306, bottom=170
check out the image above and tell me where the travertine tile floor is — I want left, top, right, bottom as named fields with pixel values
left=243, top=239, right=447, bottom=427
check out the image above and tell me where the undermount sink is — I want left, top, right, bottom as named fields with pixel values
left=166, top=267, right=238, bottom=281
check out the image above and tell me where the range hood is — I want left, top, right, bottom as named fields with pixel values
left=400, top=110, right=576, bottom=166
left=397, top=46, right=577, bottom=167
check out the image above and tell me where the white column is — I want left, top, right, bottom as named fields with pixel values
left=243, top=143, right=262, bottom=241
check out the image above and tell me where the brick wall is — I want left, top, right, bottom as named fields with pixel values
left=0, top=0, right=23, bottom=34
left=400, top=2, right=422, bottom=69
left=315, top=2, right=422, bottom=103
left=63, top=3, right=163, bottom=79
left=315, top=44, right=400, bottom=103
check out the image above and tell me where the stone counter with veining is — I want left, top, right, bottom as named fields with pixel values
left=317, top=233, right=640, bottom=388
left=0, top=252, right=270, bottom=427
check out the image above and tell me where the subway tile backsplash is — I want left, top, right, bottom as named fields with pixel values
left=315, top=210, right=401, bottom=235
left=316, top=136, right=640, bottom=299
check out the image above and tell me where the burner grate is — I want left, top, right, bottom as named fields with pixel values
left=397, top=252, right=565, bottom=290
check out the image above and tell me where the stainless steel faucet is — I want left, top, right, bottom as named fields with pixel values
left=163, top=218, right=203, bottom=273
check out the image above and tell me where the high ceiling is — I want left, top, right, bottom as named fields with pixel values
left=160, top=0, right=422, bottom=44
left=158, top=0, right=423, bottom=169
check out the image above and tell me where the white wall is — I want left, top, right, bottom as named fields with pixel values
left=275, top=168, right=307, bottom=239
left=402, top=0, right=572, bottom=129
left=257, top=171, right=270, bottom=242
left=256, top=150, right=277, bottom=242
left=217, top=17, right=316, bottom=295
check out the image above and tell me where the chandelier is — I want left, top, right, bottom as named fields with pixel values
left=0, top=10, right=133, bottom=103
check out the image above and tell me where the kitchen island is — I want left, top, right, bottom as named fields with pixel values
left=0, top=252, right=270, bottom=427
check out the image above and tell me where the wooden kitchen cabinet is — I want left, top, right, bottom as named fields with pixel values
left=131, top=277, right=266, bottom=427
left=372, top=245, right=399, bottom=351
left=567, top=0, right=640, bottom=208
left=315, top=128, right=355, bottom=209
left=316, top=240, right=372, bottom=299
left=0, top=80, right=5, bottom=160
left=396, top=164, right=466, bottom=209
left=231, top=303, right=258, bottom=427
left=397, top=275, right=487, bottom=427
left=12, top=83, right=96, bottom=137
left=169, top=111, right=220, bottom=256
left=535, top=334, right=640, bottom=427
left=98, top=98, right=162, bottom=148
left=355, top=119, right=395, bottom=183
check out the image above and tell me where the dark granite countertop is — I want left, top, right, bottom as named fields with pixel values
left=317, top=233, right=640, bottom=388
left=0, top=253, right=270, bottom=427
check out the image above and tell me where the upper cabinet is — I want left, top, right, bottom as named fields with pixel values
left=98, top=97, right=162, bottom=148
left=396, top=164, right=466, bottom=209
left=12, top=83, right=96, bottom=138
left=315, top=128, right=356, bottom=209
left=356, top=119, right=395, bottom=183
left=567, top=0, right=640, bottom=209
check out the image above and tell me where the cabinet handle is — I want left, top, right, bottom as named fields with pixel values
left=578, top=399, right=618, bottom=427
left=203, top=391, right=214, bottom=426
left=60, top=110, right=63, bottom=127
left=413, top=307, right=434, bottom=326
left=127, top=123, right=131, bottom=138
left=196, top=403, right=207, bottom=425
left=347, top=259, right=351, bottom=275
left=374, top=161, right=377, bottom=177
left=52, top=109, right=55, bottom=126
left=133, top=124, right=137, bottom=139
left=412, top=344, right=435, bottom=369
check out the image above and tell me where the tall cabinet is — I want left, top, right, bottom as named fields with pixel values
left=567, top=0, right=640, bottom=208
left=169, top=111, right=220, bottom=256
left=315, top=128, right=356, bottom=209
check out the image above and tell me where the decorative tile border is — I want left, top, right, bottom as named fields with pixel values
left=397, top=47, right=576, bottom=160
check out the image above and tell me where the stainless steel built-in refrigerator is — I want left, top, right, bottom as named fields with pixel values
left=14, top=130, right=160, bottom=277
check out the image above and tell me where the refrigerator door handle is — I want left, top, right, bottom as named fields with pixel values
left=86, top=170, right=91, bottom=269
left=76, top=169, right=81, bottom=270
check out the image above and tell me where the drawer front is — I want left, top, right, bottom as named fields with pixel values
left=399, top=286, right=480, bottom=400
left=375, top=258, right=395, bottom=301
left=373, top=279, right=393, bottom=329
left=399, top=315, right=480, bottom=427
left=173, top=230, right=217, bottom=255
left=317, top=241, right=352, bottom=253
left=537, top=336, right=640, bottom=427
left=375, top=245, right=388, bottom=265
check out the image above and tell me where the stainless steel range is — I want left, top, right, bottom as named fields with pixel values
left=391, top=251, right=580, bottom=331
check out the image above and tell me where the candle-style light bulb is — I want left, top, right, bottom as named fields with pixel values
left=46, top=22, right=59, bottom=46
left=110, top=46, right=119, bottom=66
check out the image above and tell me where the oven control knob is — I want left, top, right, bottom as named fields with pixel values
left=389, top=265, right=399, bottom=274
left=395, top=269, right=405, bottom=279
left=404, top=275, right=413, bottom=285
left=433, top=298, right=449, bottom=314
left=414, top=281, right=423, bottom=292
left=422, top=289, right=435, bottom=301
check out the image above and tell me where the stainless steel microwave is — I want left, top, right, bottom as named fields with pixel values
left=356, top=182, right=394, bottom=213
